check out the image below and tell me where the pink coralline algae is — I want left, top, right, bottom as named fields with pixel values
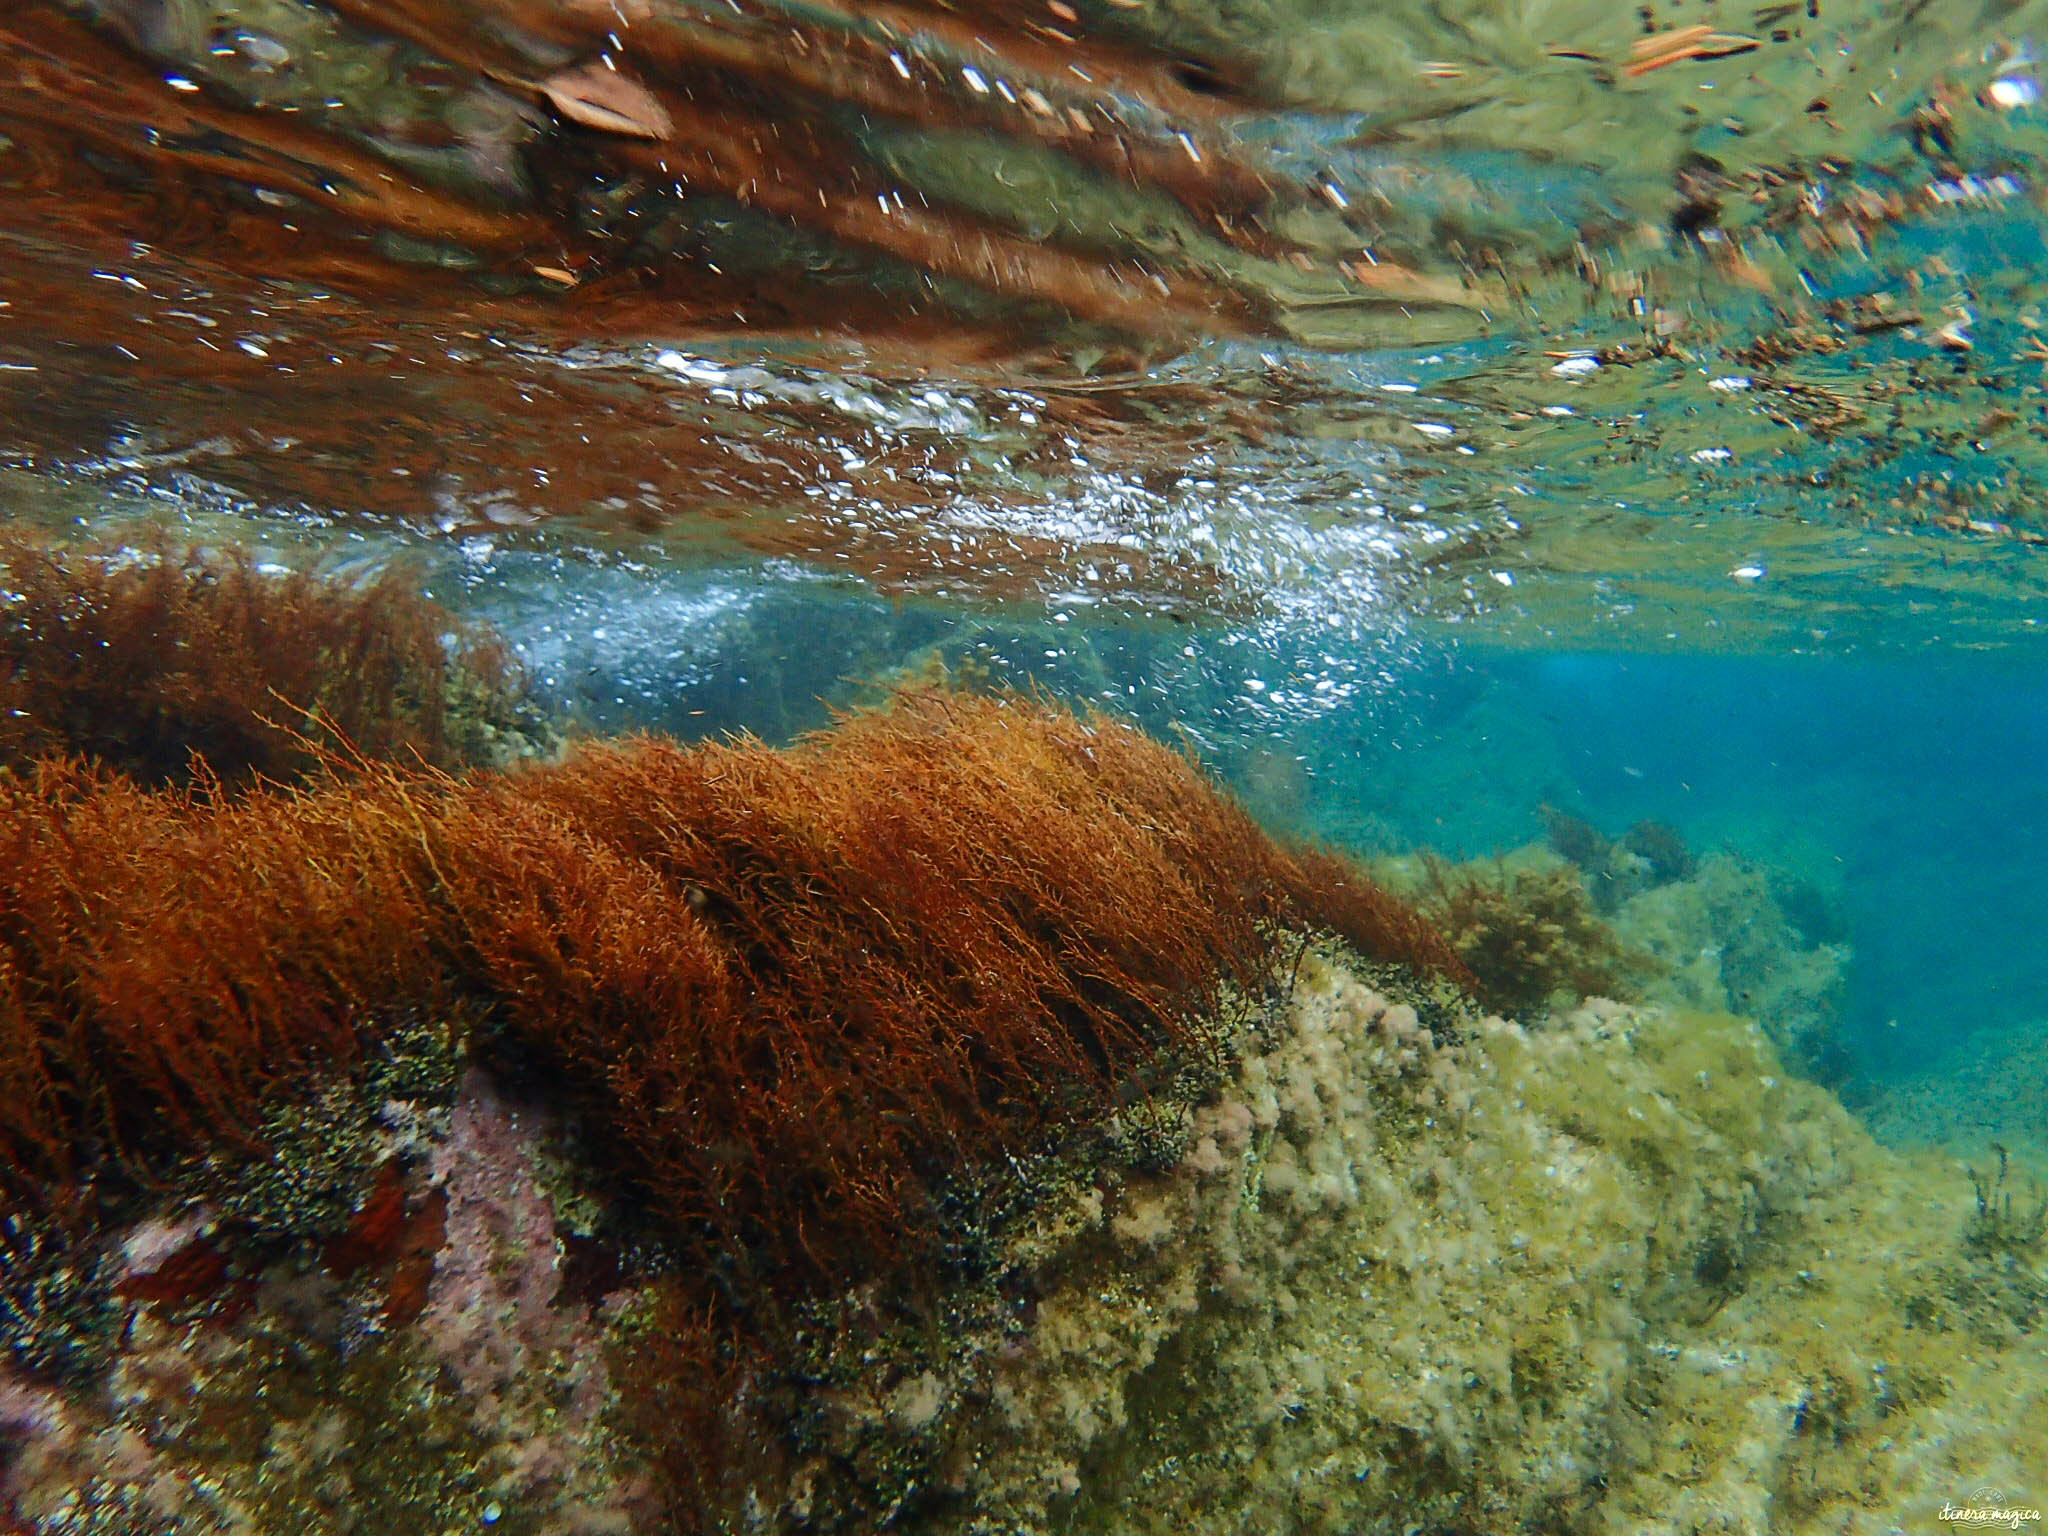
left=1, top=1365, right=203, bottom=1527
left=0, top=1067, right=658, bottom=1532
left=418, top=1069, right=643, bottom=1512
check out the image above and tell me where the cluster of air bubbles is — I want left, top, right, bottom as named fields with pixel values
left=645, top=348, right=985, bottom=436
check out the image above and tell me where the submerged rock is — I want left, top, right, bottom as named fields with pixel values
left=6, top=946, right=2043, bottom=1533
left=764, top=958, right=2046, bottom=1534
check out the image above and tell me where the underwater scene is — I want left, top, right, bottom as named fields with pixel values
left=4, top=0, right=2048, bottom=1530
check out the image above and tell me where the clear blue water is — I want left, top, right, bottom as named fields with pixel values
left=1339, top=648, right=2048, bottom=1061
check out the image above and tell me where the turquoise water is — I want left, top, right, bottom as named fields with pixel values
left=1336, top=649, right=2048, bottom=1058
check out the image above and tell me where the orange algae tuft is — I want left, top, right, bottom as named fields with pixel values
left=0, top=690, right=1469, bottom=1523
left=0, top=687, right=1477, bottom=1529
left=0, top=533, right=532, bottom=792
left=1, top=690, right=1464, bottom=1250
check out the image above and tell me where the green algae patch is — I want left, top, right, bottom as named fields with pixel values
left=715, top=962, right=2047, bottom=1536
left=143, top=1324, right=511, bottom=1536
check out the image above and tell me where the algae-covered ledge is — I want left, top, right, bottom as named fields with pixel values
left=9, top=950, right=2046, bottom=1534
left=737, top=957, right=2048, bottom=1536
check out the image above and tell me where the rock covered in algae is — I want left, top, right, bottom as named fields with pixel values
left=5, top=951, right=2045, bottom=1534
left=1383, top=839, right=1850, bottom=1079
left=1611, top=850, right=1850, bottom=1077
left=0, top=1060, right=653, bottom=1535
left=730, top=953, right=2045, bottom=1535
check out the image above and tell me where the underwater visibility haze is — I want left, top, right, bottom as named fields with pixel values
left=2, top=0, right=2048, bottom=1529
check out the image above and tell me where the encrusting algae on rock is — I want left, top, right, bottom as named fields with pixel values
left=947, top=973, right=2048, bottom=1535
left=9, top=951, right=2047, bottom=1532
left=0, top=670, right=2042, bottom=1534
left=689, top=957, right=2046, bottom=1535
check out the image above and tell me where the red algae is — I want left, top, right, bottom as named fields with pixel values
left=0, top=689, right=1468, bottom=1529
left=0, top=689, right=1464, bottom=1238
left=0, top=534, right=539, bottom=792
